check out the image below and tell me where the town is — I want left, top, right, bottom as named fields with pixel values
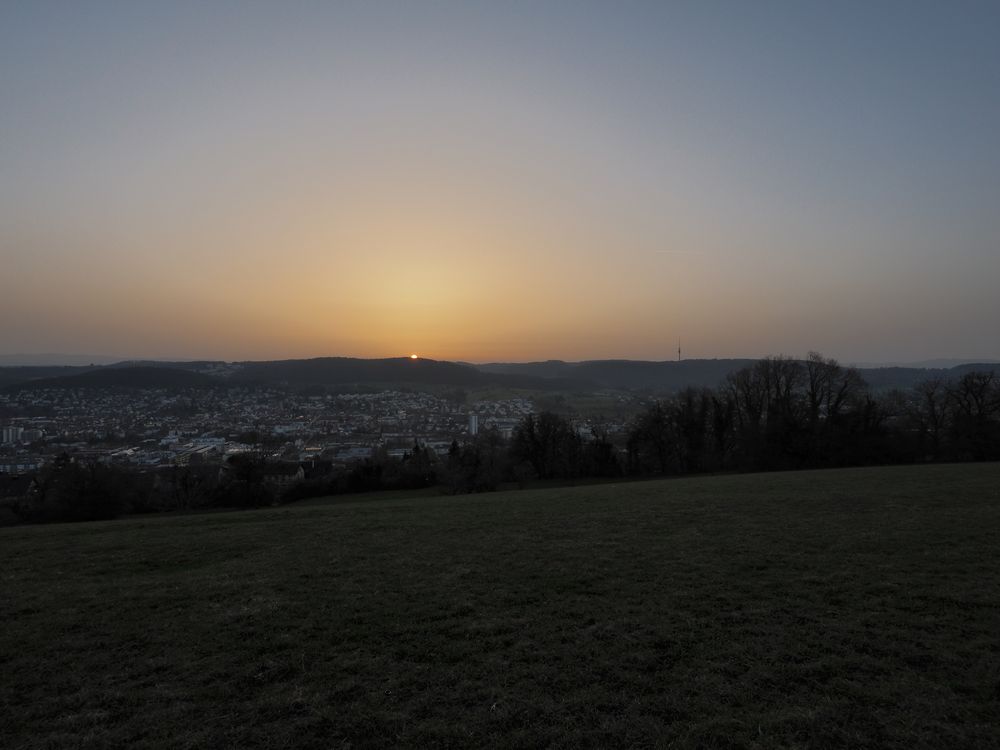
left=0, top=383, right=635, bottom=482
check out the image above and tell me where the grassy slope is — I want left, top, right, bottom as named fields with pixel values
left=2, top=464, right=999, bottom=749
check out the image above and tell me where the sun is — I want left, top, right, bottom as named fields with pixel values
left=410, top=353, right=419, bottom=359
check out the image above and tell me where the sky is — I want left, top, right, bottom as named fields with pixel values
left=2, top=1, right=998, bottom=364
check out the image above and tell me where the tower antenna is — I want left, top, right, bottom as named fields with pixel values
left=677, top=339, right=682, bottom=362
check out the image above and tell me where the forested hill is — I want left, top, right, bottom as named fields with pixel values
left=233, top=357, right=484, bottom=387
left=4, top=367, right=219, bottom=392
left=0, top=365, right=99, bottom=390
left=476, top=359, right=757, bottom=391
left=0, top=357, right=995, bottom=393
left=0, top=360, right=225, bottom=389
left=475, top=358, right=998, bottom=392
left=858, top=363, right=999, bottom=391
left=0, top=358, right=581, bottom=392
left=230, top=357, right=582, bottom=391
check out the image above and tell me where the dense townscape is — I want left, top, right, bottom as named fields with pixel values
left=0, top=385, right=545, bottom=473
left=1, top=353, right=998, bottom=525
left=0, top=377, right=619, bottom=521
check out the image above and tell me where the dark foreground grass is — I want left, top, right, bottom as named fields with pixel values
left=2, top=464, right=1000, bottom=749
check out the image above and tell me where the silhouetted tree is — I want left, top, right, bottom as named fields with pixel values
left=904, top=378, right=949, bottom=460
left=673, top=388, right=712, bottom=473
left=18, top=454, right=130, bottom=523
left=626, top=402, right=675, bottom=475
left=582, top=427, right=623, bottom=478
left=510, top=412, right=582, bottom=480
left=948, top=371, right=1000, bottom=460
left=444, top=429, right=507, bottom=493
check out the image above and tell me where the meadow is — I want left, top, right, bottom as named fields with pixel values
left=2, top=463, right=999, bottom=748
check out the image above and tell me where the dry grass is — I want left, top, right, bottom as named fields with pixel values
left=2, top=463, right=1000, bottom=748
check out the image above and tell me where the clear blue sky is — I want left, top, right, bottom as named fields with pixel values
left=2, top=1, right=998, bottom=362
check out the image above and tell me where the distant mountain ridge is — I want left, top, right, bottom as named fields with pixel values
left=0, top=356, right=996, bottom=393
left=477, top=359, right=758, bottom=391
left=3, top=366, right=218, bottom=392
left=229, top=357, right=585, bottom=391
left=848, top=358, right=1000, bottom=369
left=0, top=354, right=126, bottom=366
left=233, top=357, right=485, bottom=387
left=479, top=358, right=998, bottom=391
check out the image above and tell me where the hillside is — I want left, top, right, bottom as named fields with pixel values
left=1, top=356, right=995, bottom=393
left=478, top=358, right=757, bottom=390
left=0, top=365, right=97, bottom=389
left=230, top=357, right=585, bottom=391
left=478, top=358, right=999, bottom=392
left=3, top=463, right=998, bottom=748
left=858, top=363, right=998, bottom=391
left=3, top=366, right=220, bottom=391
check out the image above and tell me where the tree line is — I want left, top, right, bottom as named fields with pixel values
left=626, top=353, right=999, bottom=475
left=2, top=353, right=997, bottom=524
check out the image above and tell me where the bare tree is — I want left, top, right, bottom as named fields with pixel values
left=909, top=378, right=948, bottom=459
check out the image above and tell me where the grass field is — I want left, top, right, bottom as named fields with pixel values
left=3, top=464, right=1000, bottom=748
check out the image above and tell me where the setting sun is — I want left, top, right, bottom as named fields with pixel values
left=410, top=354, right=419, bottom=359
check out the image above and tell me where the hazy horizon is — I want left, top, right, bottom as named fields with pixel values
left=2, top=351, right=999, bottom=371
left=3, top=2, right=999, bottom=362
